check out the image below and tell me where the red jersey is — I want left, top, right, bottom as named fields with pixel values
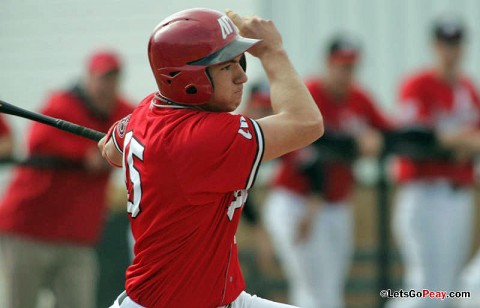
left=394, top=70, right=480, bottom=185
left=273, top=78, right=390, bottom=201
left=0, top=87, right=133, bottom=245
left=0, top=115, right=10, bottom=136
left=111, top=93, right=264, bottom=307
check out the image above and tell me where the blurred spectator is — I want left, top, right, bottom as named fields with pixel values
left=240, top=82, right=279, bottom=276
left=0, top=50, right=133, bottom=308
left=242, top=81, right=272, bottom=120
left=389, top=15, right=480, bottom=308
left=0, top=115, right=13, bottom=159
left=262, top=34, right=391, bottom=308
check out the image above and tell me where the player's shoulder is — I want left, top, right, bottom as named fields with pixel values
left=458, top=73, right=478, bottom=90
left=45, top=89, right=76, bottom=105
left=350, top=83, right=374, bottom=100
left=178, top=112, right=257, bottom=149
left=198, top=110, right=242, bottom=122
left=304, top=76, right=322, bottom=91
left=185, top=111, right=246, bottom=136
left=401, top=69, right=436, bottom=88
left=40, top=89, right=85, bottom=117
left=115, top=96, right=135, bottom=114
left=130, top=93, right=155, bottom=117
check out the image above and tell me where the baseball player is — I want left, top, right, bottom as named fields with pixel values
left=100, top=8, right=323, bottom=308
left=0, top=115, right=13, bottom=158
left=0, top=50, right=133, bottom=308
left=388, top=16, right=480, bottom=308
left=263, top=34, right=390, bottom=308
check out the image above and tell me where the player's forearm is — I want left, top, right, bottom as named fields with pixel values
left=439, top=130, right=480, bottom=153
left=260, top=49, right=323, bottom=133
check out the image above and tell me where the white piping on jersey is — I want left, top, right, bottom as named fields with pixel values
left=246, top=119, right=264, bottom=189
left=112, top=129, right=123, bottom=153
left=150, top=98, right=192, bottom=109
left=151, top=93, right=193, bottom=109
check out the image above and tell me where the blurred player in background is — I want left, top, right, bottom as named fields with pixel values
left=0, top=115, right=13, bottom=159
left=101, top=8, right=323, bottom=308
left=0, top=108, right=13, bottom=308
left=0, top=50, right=133, bottom=308
left=242, top=81, right=272, bottom=120
left=263, top=34, right=390, bottom=308
left=240, top=82, right=279, bottom=277
left=389, top=16, right=480, bottom=308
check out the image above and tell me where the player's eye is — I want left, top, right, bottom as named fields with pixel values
left=221, top=65, right=232, bottom=71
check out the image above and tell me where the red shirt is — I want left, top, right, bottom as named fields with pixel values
left=394, top=70, right=480, bottom=185
left=0, top=115, right=10, bottom=136
left=0, top=88, right=133, bottom=245
left=111, top=94, right=264, bottom=307
left=273, top=79, right=390, bottom=201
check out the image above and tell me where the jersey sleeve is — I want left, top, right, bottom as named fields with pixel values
left=110, top=114, right=131, bottom=154
left=463, top=78, right=480, bottom=129
left=0, top=115, right=10, bottom=136
left=360, top=92, right=392, bottom=131
left=100, top=114, right=131, bottom=167
left=175, top=112, right=264, bottom=197
left=396, top=77, right=430, bottom=126
left=28, top=93, right=88, bottom=159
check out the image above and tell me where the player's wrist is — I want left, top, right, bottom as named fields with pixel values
left=258, top=47, right=287, bottom=61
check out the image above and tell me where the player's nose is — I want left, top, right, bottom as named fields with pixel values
left=234, top=63, right=248, bottom=84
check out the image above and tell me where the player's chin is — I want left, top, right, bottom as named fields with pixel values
left=229, top=96, right=242, bottom=111
left=228, top=103, right=241, bottom=113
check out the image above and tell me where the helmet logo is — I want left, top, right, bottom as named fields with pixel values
left=218, top=16, right=234, bottom=39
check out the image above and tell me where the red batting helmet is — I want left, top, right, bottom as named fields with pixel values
left=148, top=8, right=260, bottom=105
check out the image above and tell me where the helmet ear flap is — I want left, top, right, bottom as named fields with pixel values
left=156, top=67, right=213, bottom=104
left=240, top=54, right=247, bottom=72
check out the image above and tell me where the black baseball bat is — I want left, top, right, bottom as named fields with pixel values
left=0, top=100, right=106, bottom=142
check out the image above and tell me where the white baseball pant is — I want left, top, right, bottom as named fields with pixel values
left=387, top=180, right=474, bottom=308
left=262, top=188, right=353, bottom=308
left=109, top=290, right=298, bottom=308
left=458, top=247, right=480, bottom=307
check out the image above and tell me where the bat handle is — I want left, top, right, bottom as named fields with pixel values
left=56, top=119, right=106, bottom=142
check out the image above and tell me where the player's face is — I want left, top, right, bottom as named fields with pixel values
left=202, top=55, right=248, bottom=112
left=87, top=70, right=120, bottom=113
left=327, top=60, right=356, bottom=91
left=434, top=40, right=463, bottom=69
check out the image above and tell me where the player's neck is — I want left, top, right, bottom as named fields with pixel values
left=323, top=78, right=349, bottom=101
left=434, top=64, right=459, bottom=84
left=88, top=93, right=116, bottom=116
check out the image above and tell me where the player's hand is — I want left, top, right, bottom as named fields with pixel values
left=98, top=135, right=123, bottom=168
left=98, top=136, right=106, bottom=151
left=226, top=9, right=283, bottom=59
left=254, top=225, right=278, bottom=275
left=295, top=194, right=321, bottom=244
left=296, top=214, right=315, bottom=243
left=438, top=128, right=479, bottom=163
left=357, top=128, right=384, bottom=157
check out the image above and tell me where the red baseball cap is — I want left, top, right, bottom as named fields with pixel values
left=327, top=34, right=360, bottom=64
left=88, top=50, right=121, bottom=75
